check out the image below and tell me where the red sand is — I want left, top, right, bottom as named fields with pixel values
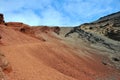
left=0, top=25, right=120, bottom=80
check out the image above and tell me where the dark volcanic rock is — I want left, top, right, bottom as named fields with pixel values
left=65, top=11, right=120, bottom=70
left=65, top=26, right=120, bottom=70
left=51, top=27, right=60, bottom=35
left=65, top=27, right=120, bottom=53
left=79, top=11, right=120, bottom=41
left=0, top=14, right=5, bottom=24
left=96, top=11, right=120, bottom=23
left=65, top=11, right=120, bottom=53
left=106, top=30, right=120, bottom=41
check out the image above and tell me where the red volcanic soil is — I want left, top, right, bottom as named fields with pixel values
left=0, top=24, right=120, bottom=80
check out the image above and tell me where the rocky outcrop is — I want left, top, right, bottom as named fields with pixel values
left=0, top=14, right=5, bottom=24
left=79, top=11, right=120, bottom=41
left=0, top=52, right=12, bottom=80
left=65, top=12, right=120, bottom=53
left=65, top=27, right=120, bottom=53
left=65, top=26, right=120, bottom=70
left=65, top=12, right=120, bottom=70
left=5, top=22, right=23, bottom=27
left=51, top=27, right=60, bottom=35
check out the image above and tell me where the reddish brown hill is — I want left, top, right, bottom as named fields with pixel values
left=0, top=14, right=120, bottom=80
left=0, top=23, right=120, bottom=80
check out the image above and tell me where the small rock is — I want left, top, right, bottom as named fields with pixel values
left=112, top=57, right=120, bottom=62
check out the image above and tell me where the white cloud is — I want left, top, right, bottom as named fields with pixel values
left=4, top=10, right=41, bottom=25
left=39, top=7, right=70, bottom=26
left=4, top=6, right=70, bottom=26
left=0, top=0, right=120, bottom=26
left=63, top=0, right=113, bottom=17
left=0, top=0, right=72, bottom=26
left=0, top=0, right=54, bottom=13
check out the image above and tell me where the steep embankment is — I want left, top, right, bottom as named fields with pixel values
left=65, top=11, right=120, bottom=71
left=0, top=12, right=120, bottom=80
left=0, top=24, right=120, bottom=80
left=80, top=11, right=120, bottom=41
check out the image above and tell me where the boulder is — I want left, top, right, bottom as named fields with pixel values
left=0, top=14, right=5, bottom=24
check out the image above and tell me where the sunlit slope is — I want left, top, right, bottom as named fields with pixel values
left=0, top=25, right=120, bottom=80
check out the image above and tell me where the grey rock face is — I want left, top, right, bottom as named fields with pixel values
left=65, top=11, right=120, bottom=70
left=79, top=11, right=120, bottom=41
left=65, top=27, right=120, bottom=53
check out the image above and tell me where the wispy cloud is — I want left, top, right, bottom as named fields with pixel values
left=0, top=0, right=120, bottom=26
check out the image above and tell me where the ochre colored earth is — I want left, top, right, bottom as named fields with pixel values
left=0, top=24, right=120, bottom=80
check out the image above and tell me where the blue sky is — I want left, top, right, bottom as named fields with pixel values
left=0, top=0, right=120, bottom=26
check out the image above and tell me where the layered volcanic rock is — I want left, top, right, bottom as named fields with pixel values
left=79, top=11, right=120, bottom=41
left=65, top=11, right=120, bottom=70
left=65, top=11, right=120, bottom=52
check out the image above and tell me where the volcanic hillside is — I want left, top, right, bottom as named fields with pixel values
left=0, top=12, right=120, bottom=80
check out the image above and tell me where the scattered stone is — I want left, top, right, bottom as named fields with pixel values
left=102, top=61, right=107, bottom=65
left=112, top=57, right=120, bottom=62
left=65, top=27, right=120, bottom=53
left=0, top=68, right=7, bottom=80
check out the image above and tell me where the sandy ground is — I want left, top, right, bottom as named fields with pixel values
left=0, top=26, right=120, bottom=80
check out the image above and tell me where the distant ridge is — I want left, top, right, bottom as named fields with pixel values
left=96, top=11, right=120, bottom=22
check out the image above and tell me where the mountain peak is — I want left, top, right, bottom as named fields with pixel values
left=98, top=11, right=120, bottom=21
